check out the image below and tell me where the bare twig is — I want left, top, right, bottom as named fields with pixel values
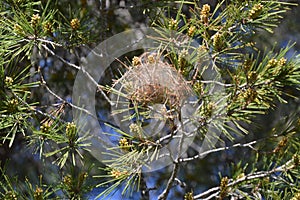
left=158, top=162, right=179, bottom=200
left=11, top=92, right=65, bottom=123
left=200, top=80, right=233, bottom=87
left=158, top=116, right=185, bottom=200
left=40, top=44, right=80, bottom=70
left=194, top=160, right=295, bottom=199
left=78, top=65, right=114, bottom=106
left=174, top=177, right=186, bottom=188
left=40, top=43, right=114, bottom=106
left=38, top=68, right=96, bottom=119
left=179, top=140, right=258, bottom=163
left=36, top=38, right=63, bottom=48
left=140, top=173, right=150, bottom=200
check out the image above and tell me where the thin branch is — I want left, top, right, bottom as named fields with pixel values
left=79, top=65, right=114, bottom=106
left=179, top=140, right=257, bottom=163
left=194, top=160, right=295, bottom=199
left=38, top=68, right=96, bottom=119
left=40, top=43, right=114, bottom=106
left=200, top=80, right=233, bottom=87
left=158, top=116, right=185, bottom=200
left=140, top=173, right=150, bottom=200
left=174, top=177, right=186, bottom=188
left=11, top=92, right=65, bottom=123
left=40, top=44, right=80, bottom=70
left=36, top=38, right=63, bottom=48
left=158, top=162, right=179, bottom=200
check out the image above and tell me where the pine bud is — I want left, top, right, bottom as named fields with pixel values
left=33, top=187, right=43, bottom=200
left=193, top=82, right=203, bottom=96
left=239, top=88, right=257, bottom=104
left=70, top=18, right=80, bottom=30
left=168, top=18, right=178, bottom=30
left=201, top=4, right=210, bottom=15
left=119, top=137, right=132, bottom=151
left=249, top=3, right=263, bottom=19
left=184, top=191, right=194, bottom=200
left=40, top=122, right=51, bottom=133
left=273, top=137, right=288, bottom=153
left=291, top=192, right=300, bottom=200
left=243, top=59, right=253, bottom=72
left=5, top=191, right=17, bottom=200
left=7, top=99, right=19, bottom=112
left=14, top=24, right=24, bottom=35
left=205, top=102, right=216, bottom=117
left=4, top=76, right=13, bottom=86
left=278, top=57, right=287, bottom=67
left=129, top=123, right=142, bottom=138
left=43, top=21, right=53, bottom=34
left=219, top=177, right=229, bottom=199
left=178, top=49, right=188, bottom=68
left=188, top=25, right=196, bottom=37
left=132, top=56, right=141, bottom=66
left=78, top=172, right=88, bottom=187
left=200, top=4, right=210, bottom=24
left=267, top=58, right=278, bottom=68
left=110, top=169, right=128, bottom=179
left=247, top=71, right=258, bottom=83
left=31, top=14, right=40, bottom=27
left=63, top=175, right=72, bottom=186
left=213, top=32, right=224, bottom=51
left=147, top=54, right=156, bottom=64
left=293, top=154, right=300, bottom=166
left=66, top=122, right=77, bottom=143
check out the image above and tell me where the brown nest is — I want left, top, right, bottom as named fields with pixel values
left=113, top=53, right=192, bottom=109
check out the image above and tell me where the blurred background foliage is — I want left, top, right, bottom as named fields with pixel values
left=0, top=0, right=300, bottom=199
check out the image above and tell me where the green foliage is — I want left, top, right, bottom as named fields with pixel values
left=0, top=167, right=56, bottom=200
left=0, top=0, right=300, bottom=199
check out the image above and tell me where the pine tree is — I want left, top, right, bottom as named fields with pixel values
left=0, top=0, right=300, bottom=199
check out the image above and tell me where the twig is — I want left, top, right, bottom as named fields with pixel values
left=179, top=140, right=257, bottom=163
left=174, top=177, right=186, bottom=188
left=158, top=162, right=179, bottom=200
left=40, top=43, right=114, bottom=106
left=78, top=65, right=114, bottom=106
left=200, top=80, right=233, bottom=87
left=41, top=44, right=80, bottom=70
left=158, top=116, right=185, bottom=200
left=38, top=68, right=96, bottom=119
left=140, top=173, right=150, bottom=200
left=193, top=160, right=295, bottom=199
left=36, top=38, right=63, bottom=48
left=11, top=92, right=65, bottom=123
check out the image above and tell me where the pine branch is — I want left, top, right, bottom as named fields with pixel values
left=38, top=67, right=96, bottom=119
left=40, top=43, right=114, bottom=106
left=158, top=162, right=179, bottom=200
left=40, top=44, right=80, bottom=70
left=193, top=159, right=295, bottom=199
left=179, top=140, right=257, bottom=163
